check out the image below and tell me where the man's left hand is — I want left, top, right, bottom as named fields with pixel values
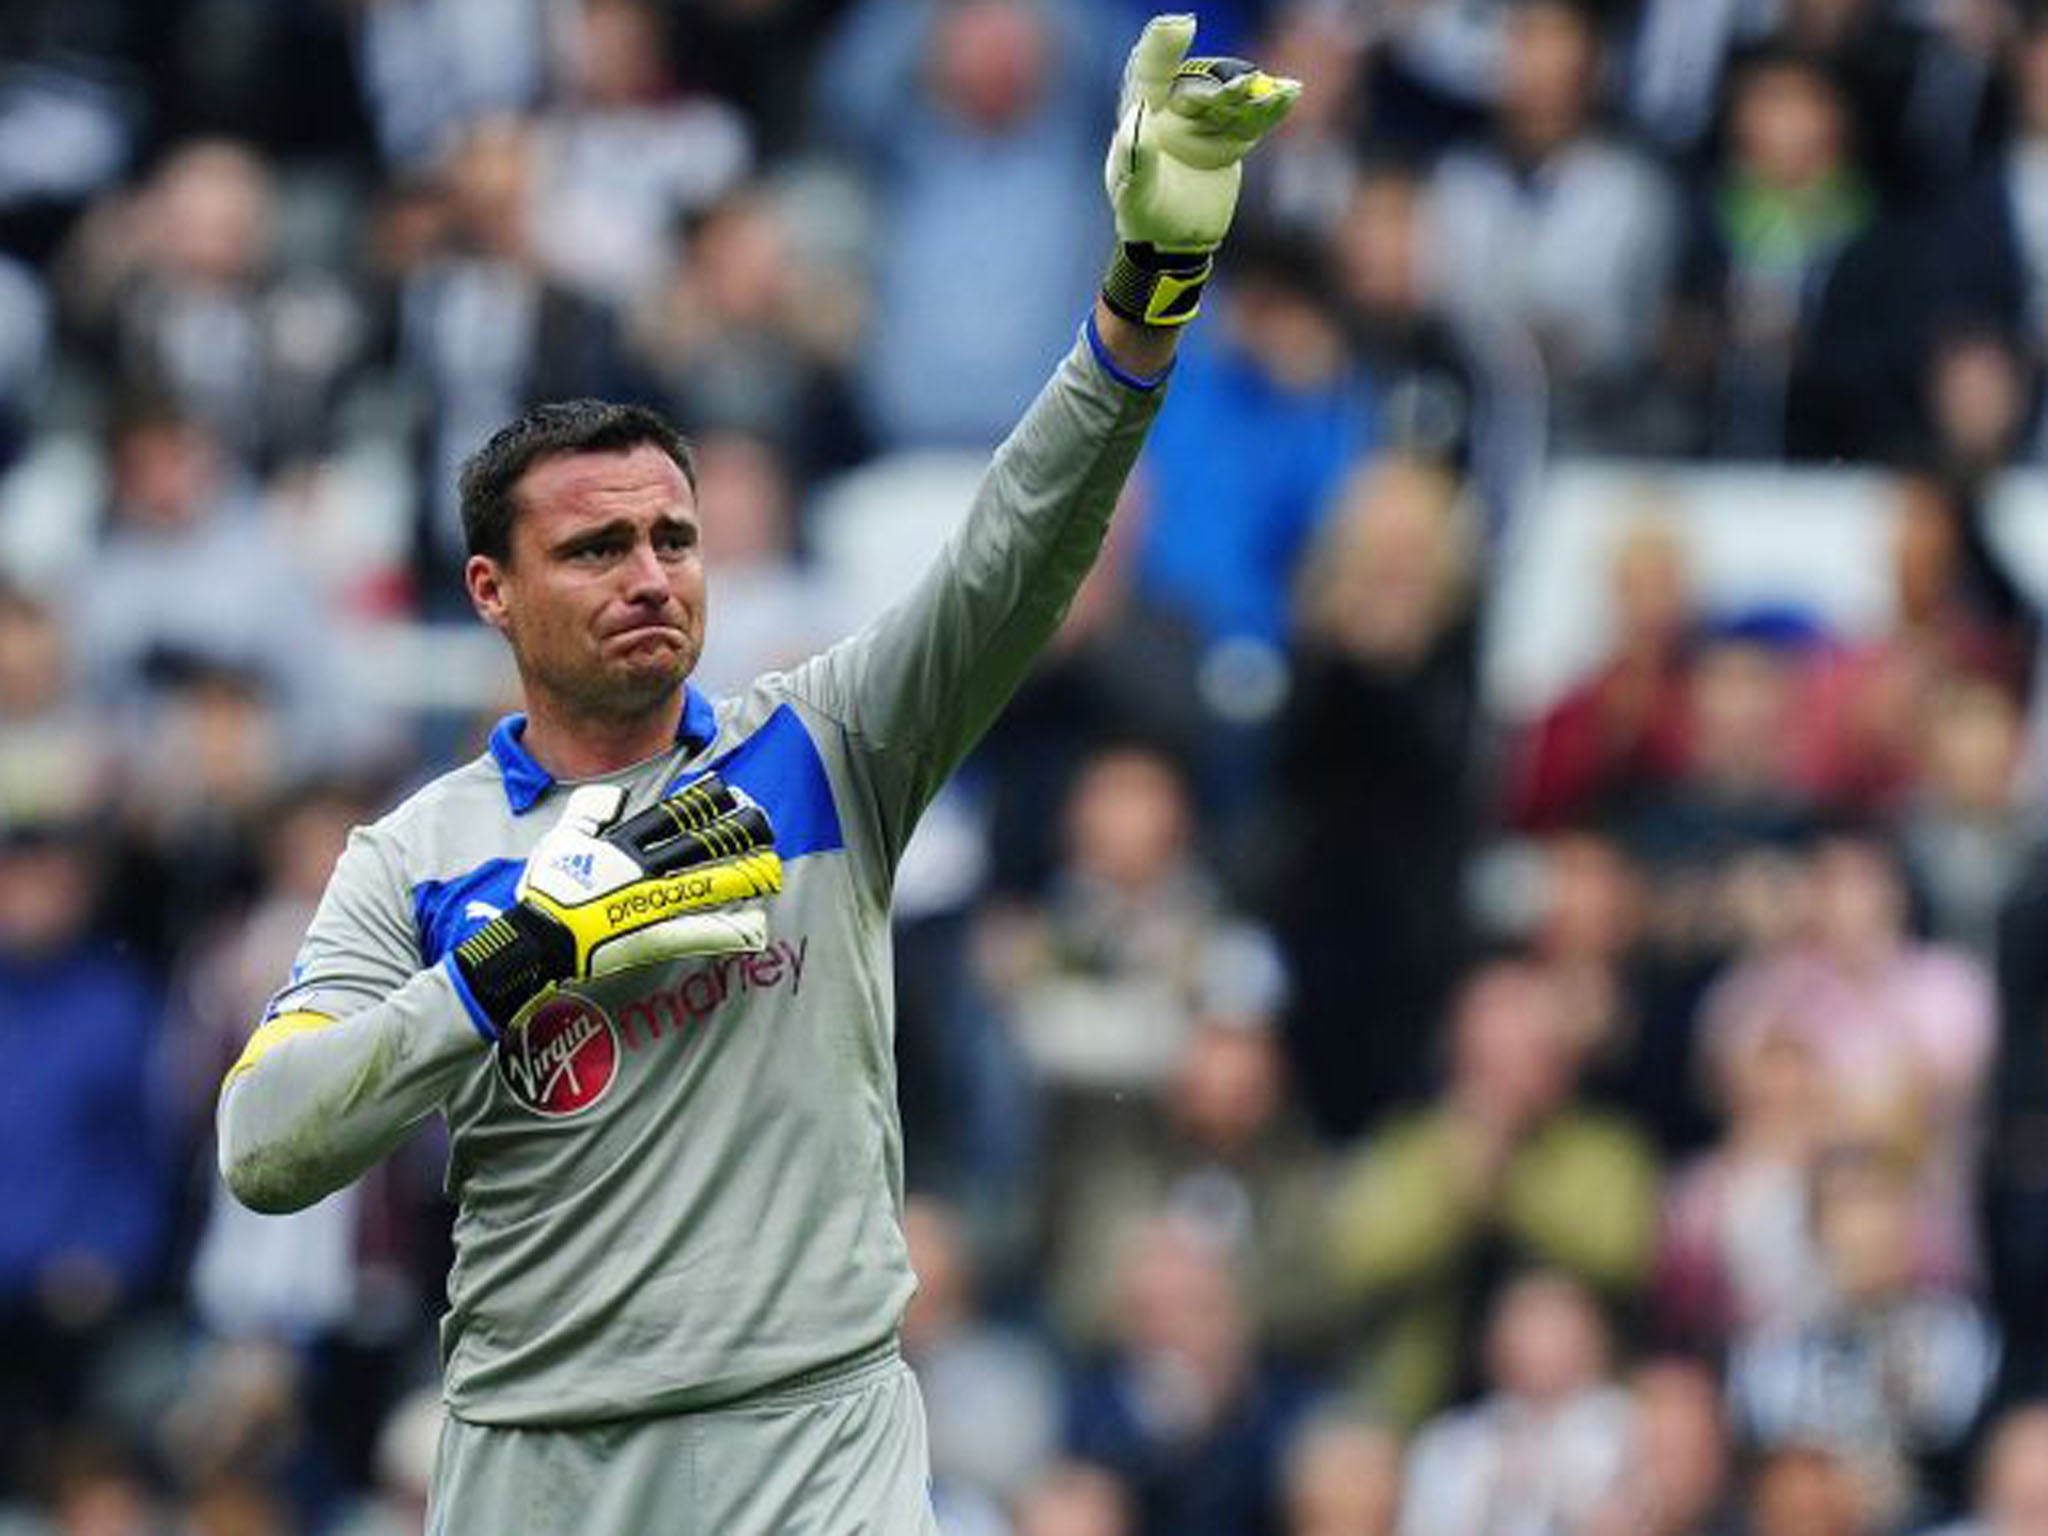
left=1100, top=13, right=1301, bottom=328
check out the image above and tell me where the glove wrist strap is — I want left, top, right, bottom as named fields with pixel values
left=454, top=904, right=575, bottom=1035
left=1101, top=241, right=1213, bottom=328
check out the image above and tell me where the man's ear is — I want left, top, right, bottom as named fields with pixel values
left=466, top=554, right=512, bottom=635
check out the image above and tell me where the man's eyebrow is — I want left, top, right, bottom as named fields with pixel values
left=547, top=509, right=698, bottom=557
left=548, top=518, right=637, bottom=557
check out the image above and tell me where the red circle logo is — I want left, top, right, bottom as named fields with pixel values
left=497, top=994, right=619, bottom=1118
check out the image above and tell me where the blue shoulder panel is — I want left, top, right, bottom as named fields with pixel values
left=412, top=858, right=523, bottom=965
left=666, top=703, right=845, bottom=862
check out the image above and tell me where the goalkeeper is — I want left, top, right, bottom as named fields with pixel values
left=217, top=16, right=1295, bottom=1533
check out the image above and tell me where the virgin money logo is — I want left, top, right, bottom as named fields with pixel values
left=498, top=995, right=619, bottom=1118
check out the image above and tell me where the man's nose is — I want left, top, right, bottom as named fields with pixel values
left=620, top=539, right=669, bottom=601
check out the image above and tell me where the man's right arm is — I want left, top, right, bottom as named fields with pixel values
left=217, top=825, right=485, bottom=1214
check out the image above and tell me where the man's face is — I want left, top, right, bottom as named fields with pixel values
left=467, top=444, right=706, bottom=720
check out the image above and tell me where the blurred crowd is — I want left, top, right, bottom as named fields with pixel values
left=12, top=0, right=2048, bottom=1533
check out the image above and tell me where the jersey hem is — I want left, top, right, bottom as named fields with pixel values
left=444, top=1334, right=905, bottom=1429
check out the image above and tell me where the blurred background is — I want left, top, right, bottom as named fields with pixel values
left=13, top=0, right=2048, bottom=1532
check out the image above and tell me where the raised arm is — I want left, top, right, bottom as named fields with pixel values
left=785, top=14, right=1298, bottom=864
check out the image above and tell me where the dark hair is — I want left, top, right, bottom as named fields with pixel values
left=458, top=398, right=697, bottom=564
left=1724, top=41, right=1851, bottom=116
left=105, top=383, right=199, bottom=446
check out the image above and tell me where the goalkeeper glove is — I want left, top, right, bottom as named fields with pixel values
left=453, top=773, right=781, bottom=1038
left=1101, top=13, right=1301, bottom=328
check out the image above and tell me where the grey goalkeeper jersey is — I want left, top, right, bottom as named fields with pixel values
left=217, top=332, right=1164, bottom=1426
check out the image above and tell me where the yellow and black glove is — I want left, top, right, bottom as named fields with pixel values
left=454, top=773, right=781, bottom=1038
left=1101, top=13, right=1302, bottom=327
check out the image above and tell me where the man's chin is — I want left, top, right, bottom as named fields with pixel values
left=558, top=654, right=695, bottom=719
left=517, top=639, right=700, bottom=721
left=609, top=653, right=695, bottom=705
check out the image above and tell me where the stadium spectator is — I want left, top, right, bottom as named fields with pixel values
left=1920, top=1401, right=2048, bottom=1536
left=1987, top=819, right=2048, bottom=1401
left=1426, top=0, right=1680, bottom=449
left=902, top=1194, right=1063, bottom=1511
left=1795, top=477, right=2036, bottom=812
left=0, top=579, right=118, bottom=834
left=174, top=1472, right=300, bottom=1536
left=1901, top=669, right=2031, bottom=959
left=1629, top=0, right=1779, bottom=159
left=970, top=467, right=1218, bottom=892
left=1329, top=158, right=1545, bottom=536
left=102, top=658, right=296, bottom=977
left=1327, top=959, right=1659, bottom=1424
left=1727, top=1136, right=1999, bottom=1531
left=1123, top=231, right=1373, bottom=737
left=1923, top=324, right=2037, bottom=484
left=0, top=7, right=136, bottom=264
left=814, top=0, right=1117, bottom=448
left=1667, top=48, right=1880, bottom=458
left=15, top=1434, right=165, bottom=1536
left=1743, top=1442, right=1880, bottom=1536
left=1580, top=1356, right=1739, bottom=1536
left=1014, top=1460, right=1139, bottom=1536
left=0, top=804, right=171, bottom=1501
left=1797, top=0, right=2011, bottom=201
left=1521, top=826, right=1715, bottom=1156
left=57, top=138, right=367, bottom=469
left=668, top=0, right=854, bottom=158
left=1509, top=513, right=1695, bottom=832
left=155, top=1335, right=310, bottom=1523
left=1929, top=8, right=2048, bottom=390
left=526, top=0, right=753, bottom=309
left=1656, top=1015, right=1835, bottom=1352
left=324, top=1387, right=443, bottom=1536
left=67, top=396, right=342, bottom=772
left=1621, top=616, right=1820, bottom=879
left=1636, top=0, right=2000, bottom=199
left=0, top=253, right=48, bottom=468
left=1266, top=453, right=1479, bottom=1138
left=1395, top=1270, right=1633, bottom=1536
left=1363, top=0, right=1518, bottom=151
left=982, top=742, right=1287, bottom=1100
left=630, top=189, right=868, bottom=482
left=1036, top=1011, right=1339, bottom=1362
left=1086, top=234, right=1377, bottom=837
left=1278, top=1412, right=1403, bottom=1536
left=1695, top=823, right=1995, bottom=1286
left=353, top=0, right=551, bottom=170
left=1066, top=1212, right=1316, bottom=1536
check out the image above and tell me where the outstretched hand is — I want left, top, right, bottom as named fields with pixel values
left=1100, top=13, right=1301, bottom=329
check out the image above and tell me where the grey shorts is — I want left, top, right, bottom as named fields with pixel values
left=427, top=1352, right=939, bottom=1536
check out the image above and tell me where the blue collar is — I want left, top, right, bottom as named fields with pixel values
left=488, top=684, right=718, bottom=814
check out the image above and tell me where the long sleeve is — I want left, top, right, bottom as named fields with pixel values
left=780, top=330, right=1166, bottom=871
left=1328, top=1116, right=1490, bottom=1295
left=216, top=824, right=484, bottom=1214
left=813, top=0, right=939, bottom=166
left=1503, top=1115, right=1661, bottom=1290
